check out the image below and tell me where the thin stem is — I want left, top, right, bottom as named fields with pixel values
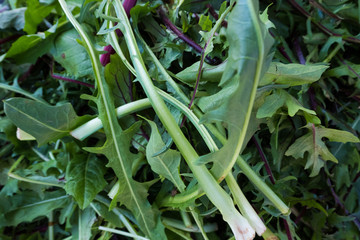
left=157, top=6, right=217, bottom=65
left=162, top=217, right=218, bottom=233
left=99, top=226, right=149, bottom=240
left=135, top=13, right=289, bottom=215
left=48, top=211, right=54, bottom=240
left=252, top=136, right=275, bottom=184
left=113, top=1, right=256, bottom=238
left=293, top=37, right=305, bottom=65
left=282, top=218, right=293, bottom=240
left=71, top=98, right=151, bottom=140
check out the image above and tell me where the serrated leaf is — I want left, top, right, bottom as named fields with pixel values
left=285, top=125, right=359, bottom=176
left=3, top=190, right=70, bottom=226
left=146, top=120, right=185, bottom=192
left=260, top=62, right=329, bottom=86
left=257, top=89, right=316, bottom=118
left=53, top=29, right=93, bottom=78
left=65, top=154, right=107, bottom=209
left=4, top=98, right=89, bottom=146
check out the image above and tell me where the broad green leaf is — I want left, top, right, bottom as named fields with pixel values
left=53, top=29, right=93, bottom=78
left=3, top=190, right=70, bottom=226
left=146, top=120, right=185, bottom=192
left=65, top=154, right=107, bottom=209
left=196, top=0, right=275, bottom=179
left=285, top=125, right=359, bottom=177
left=0, top=7, right=26, bottom=31
left=176, top=60, right=226, bottom=85
left=256, top=89, right=317, bottom=118
left=260, top=62, right=329, bottom=86
left=4, top=97, right=89, bottom=145
left=24, top=0, right=56, bottom=34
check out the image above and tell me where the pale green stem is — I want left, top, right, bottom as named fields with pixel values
left=180, top=210, right=192, bottom=227
left=95, top=195, right=138, bottom=235
left=112, top=1, right=255, bottom=238
left=48, top=211, right=54, bottom=240
left=99, top=226, right=149, bottom=240
left=71, top=98, right=151, bottom=140
left=164, top=225, right=192, bottom=240
left=134, top=14, right=289, bottom=214
left=162, top=217, right=218, bottom=233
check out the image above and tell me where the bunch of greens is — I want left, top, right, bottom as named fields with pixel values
left=0, top=0, right=359, bottom=239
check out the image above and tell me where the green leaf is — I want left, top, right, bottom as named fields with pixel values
left=257, top=89, right=317, bottom=118
left=176, top=60, right=226, bottom=86
left=0, top=7, right=26, bottom=31
left=199, top=15, right=212, bottom=32
left=288, top=197, right=328, bottom=216
left=260, top=62, right=329, bottom=86
left=146, top=120, right=186, bottom=192
left=285, top=125, right=359, bottom=176
left=3, top=190, right=70, bottom=226
left=53, top=29, right=93, bottom=78
left=90, top=202, right=124, bottom=228
left=4, top=97, right=89, bottom=146
left=24, top=0, right=56, bottom=34
left=78, top=207, right=96, bottom=240
left=85, top=121, right=167, bottom=239
left=3, top=20, right=59, bottom=64
left=65, top=154, right=107, bottom=209
left=197, top=0, right=275, bottom=179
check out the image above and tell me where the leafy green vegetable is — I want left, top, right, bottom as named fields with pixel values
left=65, top=154, right=107, bottom=209
left=4, top=97, right=88, bottom=145
left=1, top=0, right=360, bottom=239
left=146, top=119, right=186, bottom=192
left=286, top=125, right=359, bottom=177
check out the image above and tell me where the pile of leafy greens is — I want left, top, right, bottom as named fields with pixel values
left=0, top=0, right=360, bottom=239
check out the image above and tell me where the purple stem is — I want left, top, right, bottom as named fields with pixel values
left=327, top=178, right=360, bottom=231
left=206, top=4, right=228, bottom=27
left=158, top=6, right=216, bottom=64
left=294, top=37, right=306, bottom=65
left=51, top=73, right=95, bottom=88
left=287, top=0, right=360, bottom=44
left=0, top=34, right=22, bottom=45
left=283, top=218, right=293, bottom=240
left=309, top=0, right=342, bottom=21
left=343, top=172, right=360, bottom=201
left=339, top=57, right=360, bottom=80
left=0, top=6, right=9, bottom=14
left=252, top=136, right=276, bottom=184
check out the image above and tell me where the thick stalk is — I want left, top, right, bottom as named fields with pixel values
left=112, top=1, right=255, bottom=239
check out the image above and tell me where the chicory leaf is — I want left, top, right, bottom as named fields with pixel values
left=4, top=97, right=89, bottom=146
left=285, top=125, right=359, bottom=177
left=197, top=0, right=275, bottom=180
left=65, top=154, right=107, bottom=209
left=146, top=119, right=186, bottom=192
